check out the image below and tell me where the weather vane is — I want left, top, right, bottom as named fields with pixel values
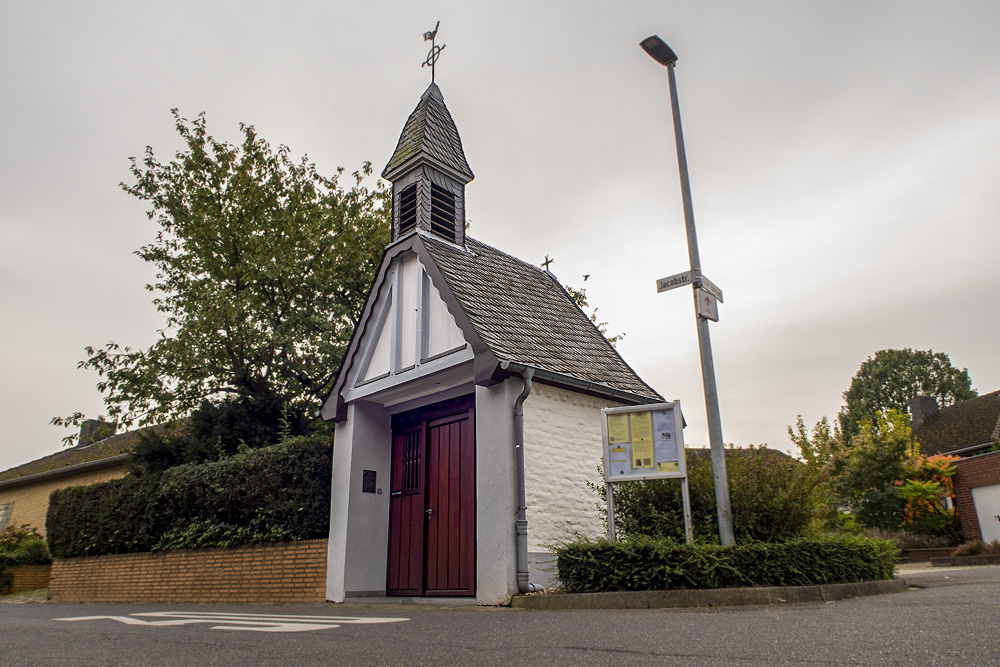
left=422, top=21, right=445, bottom=83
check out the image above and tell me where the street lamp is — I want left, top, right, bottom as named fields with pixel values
left=642, top=35, right=735, bottom=546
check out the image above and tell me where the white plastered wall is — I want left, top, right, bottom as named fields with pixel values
left=522, top=383, right=622, bottom=579
left=474, top=380, right=520, bottom=605
left=326, top=400, right=392, bottom=601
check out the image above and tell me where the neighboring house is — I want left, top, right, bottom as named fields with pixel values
left=910, top=392, right=1000, bottom=543
left=0, top=421, right=135, bottom=535
left=322, top=82, right=663, bottom=605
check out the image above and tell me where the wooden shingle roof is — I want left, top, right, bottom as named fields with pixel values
left=912, top=390, right=1000, bottom=456
left=422, top=235, right=661, bottom=402
left=382, top=83, right=474, bottom=182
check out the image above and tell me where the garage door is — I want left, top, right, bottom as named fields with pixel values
left=971, top=484, right=1000, bottom=543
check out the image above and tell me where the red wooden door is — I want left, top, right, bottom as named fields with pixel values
left=387, top=397, right=475, bottom=597
left=386, top=424, right=425, bottom=596
left=424, top=411, right=475, bottom=596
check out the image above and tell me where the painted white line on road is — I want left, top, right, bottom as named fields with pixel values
left=54, top=611, right=409, bottom=633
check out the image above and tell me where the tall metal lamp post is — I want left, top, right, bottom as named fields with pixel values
left=641, top=35, right=735, bottom=545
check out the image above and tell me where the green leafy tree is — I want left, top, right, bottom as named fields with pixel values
left=832, top=409, right=914, bottom=530
left=839, top=348, right=976, bottom=443
left=564, top=276, right=624, bottom=347
left=788, top=415, right=842, bottom=468
left=53, top=110, right=390, bottom=442
left=787, top=415, right=842, bottom=527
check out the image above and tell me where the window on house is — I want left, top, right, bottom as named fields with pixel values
left=398, top=183, right=418, bottom=236
left=430, top=183, right=457, bottom=242
left=0, top=502, right=12, bottom=530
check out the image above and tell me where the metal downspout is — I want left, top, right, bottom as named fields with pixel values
left=514, top=368, right=545, bottom=594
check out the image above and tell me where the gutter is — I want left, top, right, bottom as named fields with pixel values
left=941, top=442, right=994, bottom=457
left=0, top=454, right=130, bottom=491
left=498, top=361, right=660, bottom=406
left=512, top=367, right=544, bottom=594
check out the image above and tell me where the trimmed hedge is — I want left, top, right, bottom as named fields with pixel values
left=47, top=434, right=332, bottom=558
left=554, top=535, right=898, bottom=593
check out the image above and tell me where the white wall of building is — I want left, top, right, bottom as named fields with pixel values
left=474, top=380, right=520, bottom=605
left=522, top=383, right=621, bottom=552
left=326, top=400, right=392, bottom=601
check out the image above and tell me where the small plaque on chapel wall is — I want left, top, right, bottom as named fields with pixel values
left=362, top=470, right=377, bottom=494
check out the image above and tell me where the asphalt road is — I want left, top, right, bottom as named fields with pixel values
left=1, top=565, right=997, bottom=666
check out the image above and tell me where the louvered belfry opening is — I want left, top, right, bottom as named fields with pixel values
left=383, top=82, right=474, bottom=246
left=398, top=183, right=418, bottom=237
left=430, top=183, right=457, bottom=242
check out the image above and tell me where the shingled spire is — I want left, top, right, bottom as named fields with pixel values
left=383, top=83, right=474, bottom=245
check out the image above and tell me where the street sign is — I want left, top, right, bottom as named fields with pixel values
left=699, top=274, right=724, bottom=303
left=696, top=289, right=719, bottom=321
left=656, top=270, right=693, bottom=293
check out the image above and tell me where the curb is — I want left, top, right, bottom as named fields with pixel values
left=510, top=579, right=908, bottom=610
left=931, top=555, right=1000, bottom=567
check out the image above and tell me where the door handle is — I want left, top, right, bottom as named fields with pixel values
left=426, top=508, right=433, bottom=517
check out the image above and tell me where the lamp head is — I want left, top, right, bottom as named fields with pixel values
left=640, top=35, right=678, bottom=66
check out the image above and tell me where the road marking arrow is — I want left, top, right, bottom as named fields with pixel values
left=54, top=611, right=409, bottom=633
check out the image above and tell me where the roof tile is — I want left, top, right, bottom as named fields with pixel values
left=383, top=83, right=473, bottom=181
left=912, top=390, right=1000, bottom=455
left=422, top=235, right=661, bottom=401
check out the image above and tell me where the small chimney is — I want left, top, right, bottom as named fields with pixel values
left=909, top=396, right=940, bottom=430
left=78, top=419, right=117, bottom=447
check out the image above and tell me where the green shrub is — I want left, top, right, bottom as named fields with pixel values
left=0, top=525, right=51, bottom=565
left=47, top=434, right=332, bottom=558
left=554, top=535, right=897, bottom=593
left=602, top=446, right=827, bottom=543
left=951, top=540, right=1000, bottom=557
left=0, top=525, right=52, bottom=592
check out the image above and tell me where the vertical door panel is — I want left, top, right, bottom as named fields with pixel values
left=425, top=411, right=475, bottom=596
left=387, top=426, right=424, bottom=596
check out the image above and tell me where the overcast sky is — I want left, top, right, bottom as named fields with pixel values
left=2, top=1, right=999, bottom=472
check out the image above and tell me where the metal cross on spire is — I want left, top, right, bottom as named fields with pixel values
left=541, top=255, right=554, bottom=271
left=422, top=21, right=446, bottom=82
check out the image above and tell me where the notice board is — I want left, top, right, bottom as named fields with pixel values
left=601, top=402, right=686, bottom=482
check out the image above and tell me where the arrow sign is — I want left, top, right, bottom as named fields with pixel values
left=697, top=289, right=719, bottom=321
left=656, top=270, right=694, bottom=293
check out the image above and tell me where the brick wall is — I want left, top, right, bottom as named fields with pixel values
left=0, top=565, right=51, bottom=594
left=0, top=464, right=127, bottom=535
left=954, top=452, right=1000, bottom=542
left=48, top=539, right=328, bottom=604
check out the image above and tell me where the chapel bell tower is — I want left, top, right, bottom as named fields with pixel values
left=382, top=82, right=474, bottom=246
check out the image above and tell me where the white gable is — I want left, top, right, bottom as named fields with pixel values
left=355, top=251, right=467, bottom=387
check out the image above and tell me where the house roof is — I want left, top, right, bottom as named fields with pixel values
left=912, top=390, right=1000, bottom=456
left=0, top=429, right=141, bottom=487
left=420, top=235, right=662, bottom=402
left=382, top=83, right=474, bottom=183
